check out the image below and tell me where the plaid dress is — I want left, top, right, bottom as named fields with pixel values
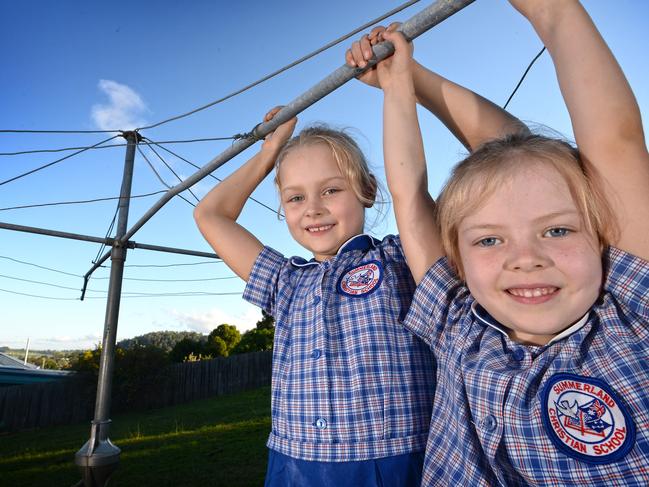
left=243, top=234, right=435, bottom=464
left=405, top=246, right=649, bottom=486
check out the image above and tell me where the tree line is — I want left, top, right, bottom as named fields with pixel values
left=3, top=310, right=275, bottom=371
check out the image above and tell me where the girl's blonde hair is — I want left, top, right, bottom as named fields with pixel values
left=274, top=125, right=379, bottom=208
left=437, top=133, right=617, bottom=277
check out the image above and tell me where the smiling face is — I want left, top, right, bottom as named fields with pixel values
left=277, top=143, right=366, bottom=261
left=457, top=164, right=603, bottom=345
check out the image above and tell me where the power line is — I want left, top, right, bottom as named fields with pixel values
left=503, top=46, right=546, bottom=110
left=92, top=205, right=119, bottom=264
left=123, top=261, right=222, bottom=268
left=136, top=0, right=421, bottom=131
left=137, top=145, right=196, bottom=208
left=1, top=142, right=129, bottom=156
left=142, top=137, right=282, bottom=217
left=0, top=255, right=81, bottom=277
left=0, top=134, right=122, bottom=187
left=0, top=287, right=80, bottom=301
left=0, top=137, right=237, bottom=157
left=0, top=254, right=232, bottom=281
left=1, top=136, right=245, bottom=157
left=0, top=287, right=242, bottom=300
left=86, top=291, right=243, bottom=299
left=137, top=145, right=174, bottom=189
left=91, top=275, right=238, bottom=282
left=145, top=143, right=200, bottom=202
left=0, top=272, right=240, bottom=293
left=0, top=129, right=121, bottom=134
left=0, top=272, right=101, bottom=292
left=0, top=190, right=167, bottom=212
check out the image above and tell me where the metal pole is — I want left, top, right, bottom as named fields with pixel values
left=0, top=221, right=220, bottom=259
left=74, top=131, right=138, bottom=487
left=119, top=0, right=475, bottom=246
left=0, top=221, right=115, bottom=245
left=0, top=221, right=220, bottom=301
left=79, top=243, right=219, bottom=300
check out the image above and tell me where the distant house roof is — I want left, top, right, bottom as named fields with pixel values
left=0, top=352, right=38, bottom=369
left=0, top=352, right=75, bottom=386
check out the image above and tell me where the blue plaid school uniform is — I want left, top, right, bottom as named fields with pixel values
left=243, top=234, right=434, bottom=471
left=405, top=246, right=649, bottom=486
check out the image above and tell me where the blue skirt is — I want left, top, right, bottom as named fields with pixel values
left=264, top=449, right=424, bottom=487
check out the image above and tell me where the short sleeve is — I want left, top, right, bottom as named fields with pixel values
left=603, top=246, right=649, bottom=320
left=379, top=234, right=408, bottom=265
left=242, top=246, right=289, bottom=317
left=403, top=256, right=468, bottom=349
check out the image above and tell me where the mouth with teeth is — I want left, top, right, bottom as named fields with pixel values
left=506, top=286, right=559, bottom=303
left=306, top=224, right=334, bottom=234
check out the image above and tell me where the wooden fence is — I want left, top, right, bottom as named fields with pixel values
left=0, top=350, right=271, bottom=433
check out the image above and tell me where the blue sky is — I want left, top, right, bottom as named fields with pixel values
left=1, top=1, right=647, bottom=351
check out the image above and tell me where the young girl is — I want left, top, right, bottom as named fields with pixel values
left=194, top=58, right=524, bottom=484
left=376, top=0, right=649, bottom=484
left=195, top=108, right=437, bottom=486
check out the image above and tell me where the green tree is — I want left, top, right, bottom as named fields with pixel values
left=69, top=345, right=172, bottom=410
left=256, top=310, right=275, bottom=330
left=232, top=311, right=275, bottom=354
left=232, top=328, right=274, bottom=354
left=113, top=345, right=171, bottom=408
left=170, top=338, right=205, bottom=363
left=207, top=324, right=241, bottom=357
left=118, top=330, right=205, bottom=352
left=205, top=336, right=228, bottom=357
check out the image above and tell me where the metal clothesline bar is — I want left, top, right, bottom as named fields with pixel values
left=0, top=221, right=111, bottom=245
left=0, top=221, right=218, bottom=260
left=119, top=0, right=476, bottom=247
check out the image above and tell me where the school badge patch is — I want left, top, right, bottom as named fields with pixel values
left=541, top=373, right=635, bottom=464
left=336, top=260, right=383, bottom=297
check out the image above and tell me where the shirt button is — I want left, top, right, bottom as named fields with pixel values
left=314, top=418, right=327, bottom=430
left=311, top=349, right=322, bottom=359
left=313, top=295, right=321, bottom=305
left=512, top=348, right=525, bottom=361
left=482, top=415, right=497, bottom=432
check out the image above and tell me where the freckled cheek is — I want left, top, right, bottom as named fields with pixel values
left=283, top=213, right=302, bottom=236
left=554, top=245, right=602, bottom=286
left=461, top=253, right=500, bottom=296
left=340, top=205, right=365, bottom=232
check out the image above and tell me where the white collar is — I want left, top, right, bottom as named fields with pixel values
left=289, top=233, right=379, bottom=267
left=470, top=301, right=590, bottom=346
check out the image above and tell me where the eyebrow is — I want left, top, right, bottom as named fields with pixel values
left=461, top=209, right=581, bottom=233
left=281, top=176, right=347, bottom=195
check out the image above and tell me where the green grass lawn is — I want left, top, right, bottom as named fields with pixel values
left=0, top=386, right=271, bottom=486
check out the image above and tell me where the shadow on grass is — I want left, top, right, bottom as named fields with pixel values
left=1, top=387, right=271, bottom=487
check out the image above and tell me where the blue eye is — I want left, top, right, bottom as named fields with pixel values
left=477, top=237, right=500, bottom=247
left=545, top=227, right=570, bottom=238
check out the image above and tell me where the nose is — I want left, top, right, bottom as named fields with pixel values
left=304, top=196, right=326, bottom=218
left=504, top=238, right=552, bottom=272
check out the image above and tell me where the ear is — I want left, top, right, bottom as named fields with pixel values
left=364, top=174, right=378, bottom=208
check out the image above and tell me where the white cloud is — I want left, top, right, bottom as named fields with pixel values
left=91, top=79, right=148, bottom=130
left=167, top=306, right=262, bottom=334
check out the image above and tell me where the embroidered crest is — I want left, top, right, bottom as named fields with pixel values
left=541, top=373, right=635, bottom=464
left=336, top=260, right=383, bottom=297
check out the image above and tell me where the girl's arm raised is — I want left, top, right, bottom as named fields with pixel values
left=346, top=24, right=528, bottom=152
left=349, top=27, right=527, bottom=282
left=193, top=108, right=297, bottom=281
left=511, top=0, right=649, bottom=259
left=410, top=62, right=527, bottom=151
left=379, top=31, right=440, bottom=283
